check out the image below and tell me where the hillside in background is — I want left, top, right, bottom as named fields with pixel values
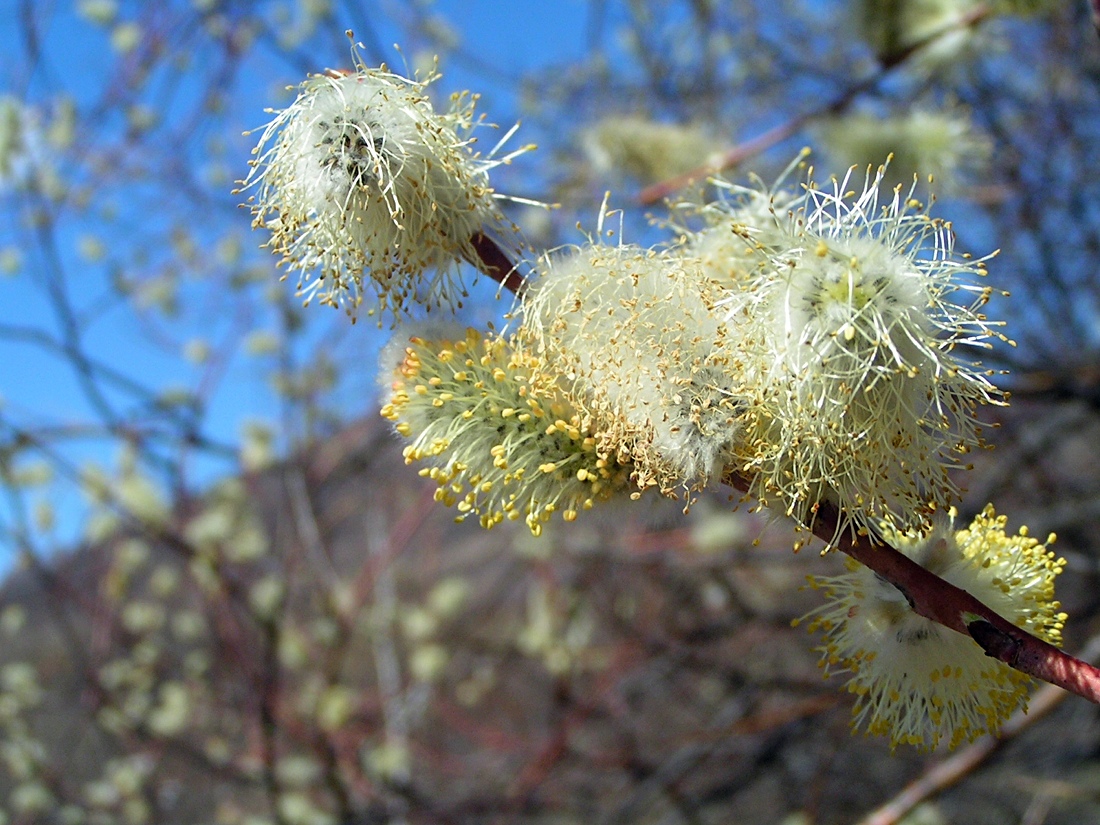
left=2, top=400, right=1100, bottom=825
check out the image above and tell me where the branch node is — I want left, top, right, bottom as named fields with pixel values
left=965, top=617, right=1022, bottom=666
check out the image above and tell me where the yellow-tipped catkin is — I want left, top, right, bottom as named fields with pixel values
left=380, top=328, right=633, bottom=534
left=705, top=161, right=1005, bottom=537
left=519, top=242, right=745, bottom=493
left=797, top=505, right=1066, bottom=751
left=239, top=40, right=526, bottom=322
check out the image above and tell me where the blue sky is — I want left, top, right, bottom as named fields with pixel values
left=0, top=0, right=1061, bottom=566
left=0, top=1, right=595, bottom=562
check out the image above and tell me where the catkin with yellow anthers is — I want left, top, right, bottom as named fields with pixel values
left=238, top=41, right=529, bottom=323
left=519, top=242, right=746, bottom=493
left=380, top=327, right=633, bottom=534
left=709, top=160, right=1005, bottom=539
left=796, top=505, right=1066, bottom=751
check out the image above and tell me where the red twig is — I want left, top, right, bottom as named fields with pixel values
left=724, top=474, right=1100, bottom=703
left=832, top=525, right=1100, bottom=702
left=637, top=112, right=812, bottom=205
left=817, top=499, right=1100, bottom=703
left=637, top=6, right=994, bottom=205
left=456, top=5, right=1100, bottom=704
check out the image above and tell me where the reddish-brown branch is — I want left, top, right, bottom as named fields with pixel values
left=468, top=232, right=1100, bottom=705
left=468, top=232, right=526, bottom=296
left=637, top=6, right=994, bottom=205
left=856, top=634, right=1100, bottom=825
left=457, top=2, right=1100, bottom=706
left=725, top=474, right=1100, bottom=704
left=637, top=114, right=812, bottom=205
left=826, top=518, right=1100, bottom=702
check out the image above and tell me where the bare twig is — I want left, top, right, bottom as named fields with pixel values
left=637, top=5, right=994, bottom=205
left=364, top=498, right=421, bottom=823
left=286, top=466, right=341, bottom=590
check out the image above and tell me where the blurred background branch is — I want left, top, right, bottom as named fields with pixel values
left=0, top=2, right=1099, bottom=823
